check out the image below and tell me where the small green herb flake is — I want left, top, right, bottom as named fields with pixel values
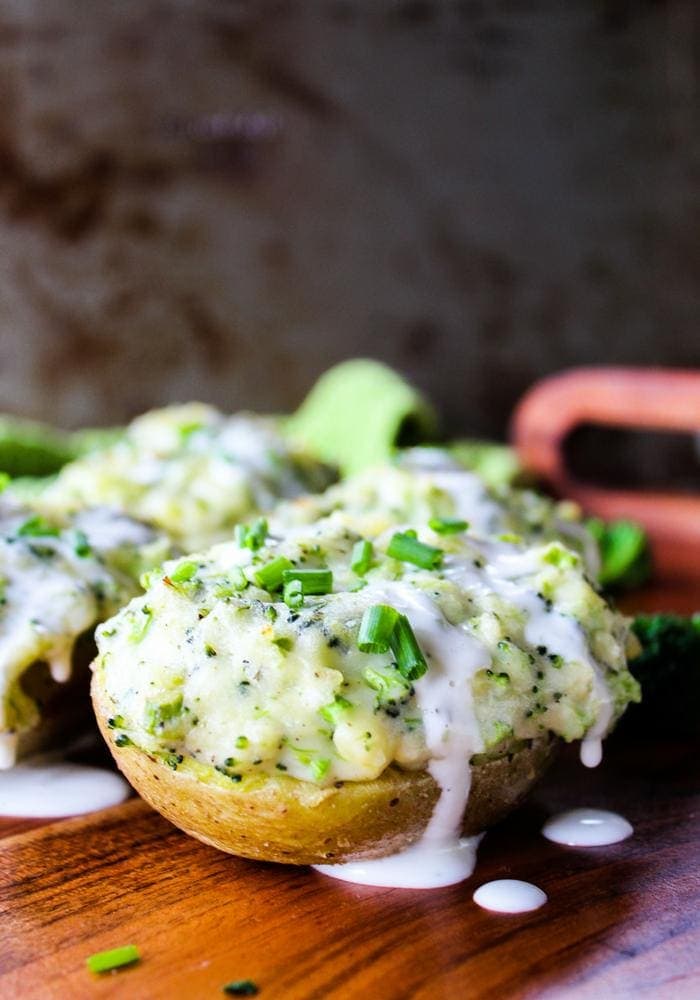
left=129, top=605, right=153, bottom=643
left=253, top=556, right=293, bottom=592
left=17, top=515, right=60, bottom=539
left=428, top=517, right=468, bottom=535
left=281, top=568, right=333, bottom=595
left=214, top=567, right=248, bottom=597
left=235, top=518, right=268, bottom=551
left=319, top=695, right=352, bottom=725
left=272, top=636, right=294, bottom=653
left=310, top=758, right=331, bottom=782
left=86, top=944, right=140, bottom=974
left=358, top=604, right=399, bottom=654
left=73, top=529, right=92, bottom=557
left=223, top=980, right=259, bottom=997
left=387, top=532, right=443, bottom=570
left=171, top=560, right=198, bottom=583
left=235, top=735, right=249, bottom=749
left=351, top=539, right=373, bottom=576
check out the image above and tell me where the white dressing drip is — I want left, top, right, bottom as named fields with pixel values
left=542, top=808, right=633, bottom=847
left=473, top=879, right=547, bottom=913
left=444, top=542, right=613, bottom=769
left=0, top=755, right=130, bottom=817
left=314, top=582, right=489, bottom=889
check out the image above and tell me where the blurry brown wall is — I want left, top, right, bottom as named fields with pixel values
left=0, top=0, right=697, bottom=437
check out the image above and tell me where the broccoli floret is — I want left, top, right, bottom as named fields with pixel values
left=622, top=613, right=700, bottom=736
left=587, top=518, right=652, bottom=591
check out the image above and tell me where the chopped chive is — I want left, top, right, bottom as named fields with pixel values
left=319, top=695, right=352, bottom=725
left=351, top=539, right=373, bottom=576
left=428, top=517, right=468, bottom=535
left=390, top=614, right=428, bottom=681
left=129, top=605, right=153, bottom=643
left=253, top=556, right=293, bottom=591
left=272, top=636, right=293, bottom=652
left=235, top=735, right=249, bottom=749
left=283, top=578, right=303, bottom=610
left=204, top=643, right=217, bottom=657
left=114, top=733, right=132, bottom=747
left=310, top=758, right=331, bottom=781
left=86, top=944, right=140, bottom=974
left=223, top=981, right=259, bottom=997
left=107, top=715, right=125, bottom=730
left=235, top=518, right=268, bottom=551
left=73, top=529, right=92, bottom=557
left=387, top=532, right=443, bottom=570
left=171, top=560, right=198, bottom=583
left=17, top=515, right=60, bottom=539
left=214, top=567, right=248, bottom=598
left=358, top=604, right=399, bottom=654
left=281, top=568, right=332, bottom=595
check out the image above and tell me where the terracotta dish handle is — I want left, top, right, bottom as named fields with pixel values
left=511, top=367, right=700, bottom=579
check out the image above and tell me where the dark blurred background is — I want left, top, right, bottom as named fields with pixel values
left=0, top=0, right=697, bottom=439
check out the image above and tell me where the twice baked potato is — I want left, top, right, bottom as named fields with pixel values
left=92, top=470, right=640, bottom=866
left=0, top=503, right=172, bottom=767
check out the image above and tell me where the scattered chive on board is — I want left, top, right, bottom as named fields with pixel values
left=223, top=978, right=260, bottom=995
left=386, top=531, right=443, bottom=570
left=86, top=944, right=140, bottom=974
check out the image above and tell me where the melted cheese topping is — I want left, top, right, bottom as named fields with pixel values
left=39, top=404, right=335, bottom=551
left=96, top=489, right=639, bottom=789
left=0, top=505, right=171, bottom=765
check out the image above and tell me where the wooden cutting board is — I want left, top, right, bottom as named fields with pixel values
left=0, top=580, right=698, bottom=1000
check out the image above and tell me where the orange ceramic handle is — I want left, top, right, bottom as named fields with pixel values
left=511, top=367, right=700, bottom=579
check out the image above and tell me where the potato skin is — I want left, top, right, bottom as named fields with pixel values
left=93, top=671, right=557, bottom=865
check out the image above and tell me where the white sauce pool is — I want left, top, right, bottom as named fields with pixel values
left=473, top=879, right=547, bottom=913
left=314, top=582, right=489, bottom=889
left=542, top=808, right=633, bottom=847
left=314, top=835, right=482, bottom=889
left=0, top=756, right=130, bottom=817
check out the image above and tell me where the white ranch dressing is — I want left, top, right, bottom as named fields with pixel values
left=315, top=582, right=490, bottom=889
left=443, top=542, right=613, bottom=769
left=542, top=808, right=633, bottom=846
left=0, top=754, right=130, bottom=817
left=473, top=879, right=547, bottom=913
left=421, top=470, right=505, bottom=535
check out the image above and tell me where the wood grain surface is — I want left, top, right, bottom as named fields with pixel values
left=1, top=587, right=698, bottom=1000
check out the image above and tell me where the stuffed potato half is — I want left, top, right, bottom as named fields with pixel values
left=92, top=474, right=639, bottom=866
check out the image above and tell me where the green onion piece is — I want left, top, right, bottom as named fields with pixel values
left=358, top=604, right=399, bottom=654
left=223, top=980, right=259, bottom=997
left=129, top=605, right=153, bottom=643
left=281, top=568, right=332, bottom=595
left=73, top=529, right=92, bottom=557
left=17, top=515, right=60, bottom=538
left=390, top=614, right=428, bottom=681
left=86, top=944, right=140, bottom=974
left=386, top=532, right=443, bottom=570
left=235, top=735, right=249, bottom=749
left=351, top=539, right=373, bottom=576
left=171, top=560, right=198, bottom=583
left=428, top=517, right=468, bottom=535
left=283, top=578, right=303, bottom=610
left=214, top=567, right=248, bottom=598
left=253, top=556, right=293, bottom=592
left=235, top=518, right=268, bottom=551
left=319, top=695, right=352, bottom=725
left=310, top=758, right=330, bottom=781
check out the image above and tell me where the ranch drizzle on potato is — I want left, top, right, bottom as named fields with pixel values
left=95, top=489, right=640, bottom=884
left=0, top=505, right=171, bottom=768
